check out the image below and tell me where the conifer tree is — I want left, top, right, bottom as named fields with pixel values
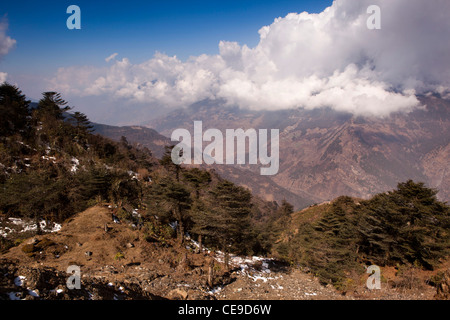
left=160, top=145, right=182, bottom=181
left=72, top=112, right=93, bottom=135
left=36, top=92, right=71, bottom=120
left=277, top=199, right=294, bottom=217
left=305, top=196, right=360, bottom=286
left=183, top=168, right=211, bottom=198
left=207, top=180, right=253, bottom=256
left=0, top=169, right=70, bottom=232
left=0, top=82, right=31, bottom=137
left=189, top=198, right=211, bottom=252
left=358, top=180, right=450, bottom=268
left=147, top=177, right=192, bottom=244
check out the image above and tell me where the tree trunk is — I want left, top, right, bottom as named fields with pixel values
left=35, top=215, right=42, bottom=235
left=198, top=234, right=203, bottom=253
left=178, top=220, right=184, bottom=244
left=207, top=258, right=214, bottom=288
left=224, top=251, right=230, bottom=271
left=179, top=252, right=188, bottom=271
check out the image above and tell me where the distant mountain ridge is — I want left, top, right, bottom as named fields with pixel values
left=93, top=122, right=314, bottom=209
left=92, top=123, right=171, bottom=159
left=140, top=94, right=449, bottom=208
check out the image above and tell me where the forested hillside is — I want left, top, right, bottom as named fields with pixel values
left=0, top=83, right=278, bottom=257
left=270, top=181, right=450, bottom=290
left=1, top=82, right=449, bottom=299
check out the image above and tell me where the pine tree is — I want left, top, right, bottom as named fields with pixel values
left=78, top=167, right=112, bottom=202
left=73, top=111, right=93, bottom=130
left=32, top=92, right=73, bottom=150
left=0, top=82, right=31, bottom=137
left=72, top=112, right=93, bottom=136
left=306, top=196, right=360, bottom=286
left=36, top=92, right=71, bottom=120
left=207, top=180, right=254, bottom=255
left=146, top=177, right=192, bottom=244
left=0, top=169, right=71, bottom=232
left=183, top=168, right=211, bottom=198
left=358, top=180, right=450, bottom=269
left=160, top=145, right=182, bottom=181
left=189, top=199, right=211, bottom=252
left=277, top=199, right=294, bottom=217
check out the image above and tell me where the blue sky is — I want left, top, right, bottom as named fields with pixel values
left=1, top=0, right=332, bottom=78
left=1, top=0, right=448, bottom=125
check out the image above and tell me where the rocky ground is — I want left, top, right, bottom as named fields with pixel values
left=0, top=205, right=448, bottom=300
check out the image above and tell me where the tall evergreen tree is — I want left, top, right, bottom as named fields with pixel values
left=189, top=198, right=211, bottom=252
left=306, top=196, right=360, bottom=286
left=358, top=180, right=450, bottom=269
left=0, top=169, right=71, bottom=232
left=183, top=168, right=211, bottom=199
left=207, top=180, right=254, bottom=255
left=72, top=112, right=93, bottom=134
left=36, top=92, right=71, bottom=120
left=0, top=82, right=31, bottom=137
left=147, top=177, right=192, bottom=244
left=277, top=199, right=294, bottom=218
left=160, top=145, right=182, bottom=181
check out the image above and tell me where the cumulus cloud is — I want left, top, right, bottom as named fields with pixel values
left=49, top=0, right=450, bottom=117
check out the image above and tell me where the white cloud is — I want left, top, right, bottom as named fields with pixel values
left=0, top=19, right=15, bottom=85
left=0, top=72, right=7, bottom=83
left=49, top=0, right=450, bottom=118
left=0, top=19, right=16, bottom=59
left=105, top=53, right=118, bottom=63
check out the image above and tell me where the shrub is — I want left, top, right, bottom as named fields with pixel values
left=35, top=238, right=55, bottom=250
left=391, top=266, right=424, bottom=290
left=0, top=237, right=14, bottom=253
left=21, top=243, right=36, bottom=257
left=143, top=221, right=175, bottom=243
left=114, top=252, right=125, bottom=261
left=116, top=207, right=132, bottom=221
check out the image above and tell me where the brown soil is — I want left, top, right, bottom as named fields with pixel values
left=0, top=205, right=447, bottom=300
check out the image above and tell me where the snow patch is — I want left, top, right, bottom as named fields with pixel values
left=70, top=157, right=80, bottom=173
left=41, top=155, right=56, bottom=163
left=0, top=218, right=61, bottom=237
left=207, top=286, right=223, bottom=295
left=305, top=292, right=317, bottom=296
left=27, top=289, right=39, bottom=297
left=8, top=292, right=21, bottom=300
left=127, top=170, right=139, bottom=180
left=14, top=276, right=26, bottom=286
left=169, top=221, right=178, bottom=230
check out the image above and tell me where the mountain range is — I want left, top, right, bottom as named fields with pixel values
left=95, top=94, right=450, bottom=210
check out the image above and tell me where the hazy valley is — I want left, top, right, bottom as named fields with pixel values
left=101, top=94, right=450, bottom=210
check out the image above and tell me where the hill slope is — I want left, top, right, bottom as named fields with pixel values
left=2, top=204, right=445, bottom=300
left=1, top=206, right=217, bottom=300
left=92, top=123, right=171, bottom=159
left=143, top=94, right=450, bottom=206
left=93, top=122, right=314, bottom=209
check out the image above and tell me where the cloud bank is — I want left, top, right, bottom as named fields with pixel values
left=49, top=0, right=450, bottom=117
